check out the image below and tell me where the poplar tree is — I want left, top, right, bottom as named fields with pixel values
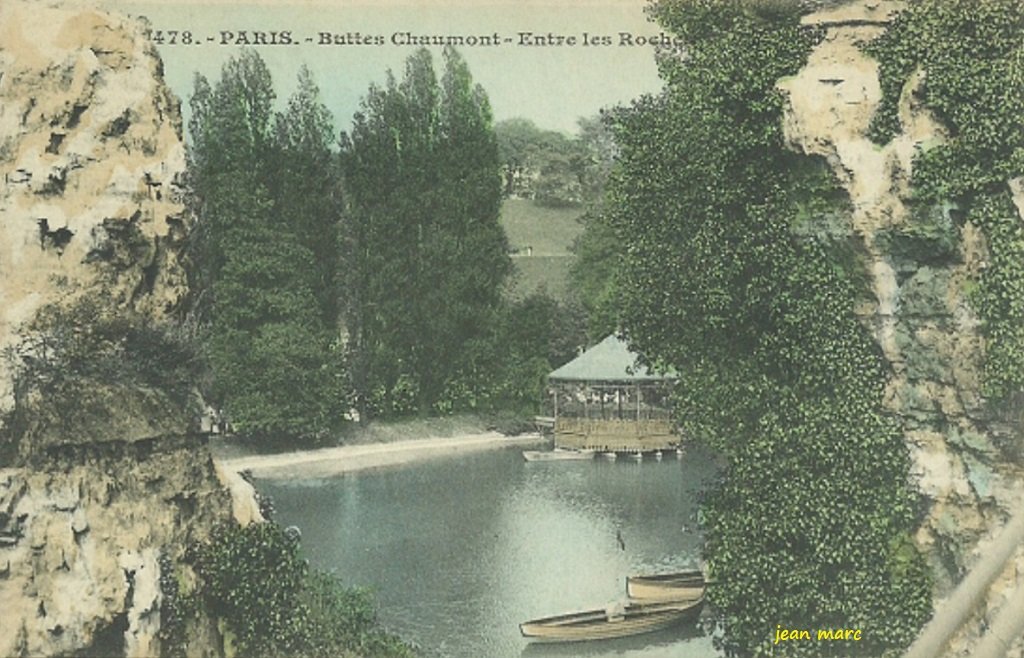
left=188, top=51, right=342, bottom=443
left=271, top=66, right=343, bottom=324
left=341, top=47, right=510, bottom=417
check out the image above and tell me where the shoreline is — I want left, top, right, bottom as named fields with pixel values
left=215, top=432, right=549, bottom=479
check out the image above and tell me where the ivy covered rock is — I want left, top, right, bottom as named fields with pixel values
left=590, top=0, right=1024, bottom=654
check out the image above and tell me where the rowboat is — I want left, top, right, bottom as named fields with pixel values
left=520, top=597, right=704, bottom=642
left=522, top=448, right=596, bottom=462
left=626, top=570, right=706, bottom=602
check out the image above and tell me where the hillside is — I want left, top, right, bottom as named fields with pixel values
left=500, top=197, right=584, bottom=300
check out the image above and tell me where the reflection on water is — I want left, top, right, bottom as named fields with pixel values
left=258, top=445, right=721, bottom=658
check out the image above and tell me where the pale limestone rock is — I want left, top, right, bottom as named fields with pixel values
left=1010, top=177, right=1024, bottom=220
left=0, top=3, right=253, bottom=656
left=0, top=438, right=233, bottom=657
left=213, top=460, right=266, bottom=528
left=906, top=430, right=972, bottom=500
left=0, top=0, right=188, bottom=416
left=800, top=0, right=904, bottom=25
left=779, top=2, right=1024, bottom=651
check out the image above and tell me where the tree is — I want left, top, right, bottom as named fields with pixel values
left=606, top=2, right=930, bottom=655
left=187, top=51, right=343, bottom=443
left=495, top=118, right=586, bottom=206
left=271, top=66, right=343, bottom=325
left=569, top=209, right=621, bottom=341
left=569, top=112, right=622, bottom=341
left=341, top=47, right=510, bottom=417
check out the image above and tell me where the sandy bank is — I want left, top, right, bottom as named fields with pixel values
left=215, top=432, right=547, bottom=479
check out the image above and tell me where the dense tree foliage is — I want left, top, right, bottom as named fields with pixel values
left=495, top=118, right=585, bottom=206
left=569, top=208, right=619, bottom=341
left=567, top=114, right=621, bottom=341
left=188, top=54, right=344, bottom=443
left=604, top=1, right=931, bottom=654
left=442, top=291, right=585, bottom=415
left=495, top=115, right=617, bottom=209
left=163, top=522, right=413, bottom=658
left=866, top=0, right=1024, bottom=409
left=341, top=48, right=512, bottom=418
left=186, top=48, right=577, bottom=434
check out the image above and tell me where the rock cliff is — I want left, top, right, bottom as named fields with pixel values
left=0, top=2, right=256, bottom=655
left=0, top=438, right=233, bottom=657
left=777, top=0, right=1024, bottom=653
left=0, top=0, right=188, bottom=417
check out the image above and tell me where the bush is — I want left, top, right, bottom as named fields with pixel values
left=1, top=294, right=204, bottom=462
left=193, top=522, right=414, bottom=658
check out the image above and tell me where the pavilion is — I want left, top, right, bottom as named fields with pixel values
left=546, top=334, right=679, bottom=452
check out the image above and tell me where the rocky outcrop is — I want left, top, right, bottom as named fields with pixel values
left=778, top=1, right=1024, bottom=654
left=0, top=2, right=257, bottom=656
left=0, top=0, right=189, bottom=418
left=0, top=437, right=232, bottom=657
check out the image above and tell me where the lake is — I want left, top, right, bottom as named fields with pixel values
left=258, top=445, right=721, bottom=658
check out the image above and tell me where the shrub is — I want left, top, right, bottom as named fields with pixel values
left=193, top=522, right=414, bottom=657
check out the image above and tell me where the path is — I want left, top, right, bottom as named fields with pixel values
left=216, top=432, right=547, bottom=479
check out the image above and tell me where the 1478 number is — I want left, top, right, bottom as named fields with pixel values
left=148, top=30, right=194, bottom=45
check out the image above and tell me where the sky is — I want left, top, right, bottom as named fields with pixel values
left=102, top=0, right=668, bottom=136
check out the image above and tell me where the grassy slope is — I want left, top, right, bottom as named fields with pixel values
left=500, top=197, right=584, bottom=300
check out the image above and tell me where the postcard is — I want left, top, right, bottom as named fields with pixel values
left=2, top=1, right=1020, bottom=657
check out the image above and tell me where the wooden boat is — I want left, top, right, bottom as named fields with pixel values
left=626, top=570, right=706, bottom=602
left=520, top=597, right=704, bottom=642
left=522, top=448, right=595, bottom=462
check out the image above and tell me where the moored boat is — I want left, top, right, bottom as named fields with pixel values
left=523, top=448, right=596, bottom=462
left=626, top=569, right=706, bottom=602
left=520, top=597, right=704, bottom=642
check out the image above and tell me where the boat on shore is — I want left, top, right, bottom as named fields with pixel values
left=626, top=569, right=706, bottom=602
left=522, top=448, right=596, bottom=462
left=520, top=597, right=704, bottom=642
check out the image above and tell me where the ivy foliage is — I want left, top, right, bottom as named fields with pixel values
left=604, top=1, right=931, bottom=654
left=865, top=0, right=1024, bottom=405
left=193, top=522, right=414, bottom=658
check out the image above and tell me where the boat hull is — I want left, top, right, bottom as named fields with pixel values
left=626, top=570, right=706, bottom=602
left=520, top=598, right=703, bottom=642
left=523, top=448, right=595, bottom=462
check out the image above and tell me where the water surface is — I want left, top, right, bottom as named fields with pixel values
left=259, top=446, right=721, bottom=658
